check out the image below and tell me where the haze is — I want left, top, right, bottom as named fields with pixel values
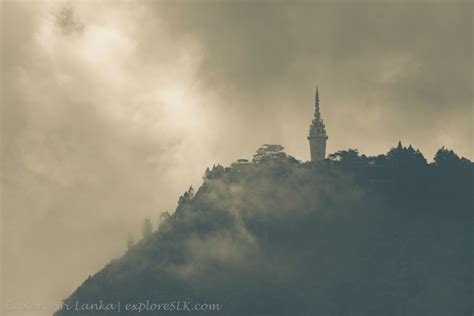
left=1, top=1, right=472, bottom=316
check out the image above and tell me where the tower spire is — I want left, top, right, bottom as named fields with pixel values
left=308, top=86, right=328, bottom=161
left=314, top=86, right=321, bottom=121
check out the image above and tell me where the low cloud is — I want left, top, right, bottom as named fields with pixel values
left=1, top=1, right=472, bottom=315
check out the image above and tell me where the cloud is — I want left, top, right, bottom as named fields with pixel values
left=143, top=1, right=472, bottom=159
left=1, top=2, right=220, bottom=313
left=55, top=5, right=84, bottom=35
left=1, top=1, right=472, bottom=315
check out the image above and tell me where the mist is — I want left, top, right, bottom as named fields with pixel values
left=1, top=1, right=472, bottom=315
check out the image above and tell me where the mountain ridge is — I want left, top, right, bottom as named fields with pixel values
left=54, top=144, right=473, bottom=316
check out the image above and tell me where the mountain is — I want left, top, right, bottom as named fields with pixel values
left=54, top=144, right=473, bottom=316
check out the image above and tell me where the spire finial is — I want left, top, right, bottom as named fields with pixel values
left=314, top=86, right=321, bottom=120
left=315, top=86, right=320, bottom=109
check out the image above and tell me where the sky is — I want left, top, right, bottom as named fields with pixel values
left=1, top=1, right=472, bottom=315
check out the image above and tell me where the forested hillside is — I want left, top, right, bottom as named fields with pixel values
left=54, top=143, right=473, bottom=316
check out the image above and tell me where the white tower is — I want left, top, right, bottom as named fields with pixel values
left=308, top=87, right=328, bottom=161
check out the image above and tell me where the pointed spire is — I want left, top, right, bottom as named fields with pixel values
left=314, top=86, right=321, bottom=121
left=308, top=86, right=328, bottom=161
left=315, top=86, right=320, bottom=109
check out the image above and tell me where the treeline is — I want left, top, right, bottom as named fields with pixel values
left=55, top=143, right=472, bottom=316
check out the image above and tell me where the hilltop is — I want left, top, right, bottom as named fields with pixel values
left=54, top=143, right=473, bottom=316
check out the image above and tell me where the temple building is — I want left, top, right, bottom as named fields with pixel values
left=308, top=87, right=328, bottom=161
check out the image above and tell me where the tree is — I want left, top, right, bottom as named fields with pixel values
left=159, top=211, right=171, bottom=226
left=142, top=218, right=153, bottom=239
left=206, top=164, right=225, bottom=179
left=252, top=144, right=286, bottom=163
left=179, top=186, right=194, bottom=204
left=176, top=187, right=195, bottom=216
left=434, top=147, right=461, bottom=167
left=387, top=141, right=427, bottom=166
left=188, top=186, right=194, bottom=198
left=204, top=167, right=211, bottom=179
left=127, top=234, right=134, bottom=250
left=328, top=149, right=360, bottom=163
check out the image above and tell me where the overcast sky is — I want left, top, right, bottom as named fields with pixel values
left=1, top=1, right=472, bottom=315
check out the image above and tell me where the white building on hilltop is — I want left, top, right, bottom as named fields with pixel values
left=308, top=87, right=328, bottom=161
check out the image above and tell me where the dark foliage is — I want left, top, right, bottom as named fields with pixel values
left=54, top=143, right=473, bottom=316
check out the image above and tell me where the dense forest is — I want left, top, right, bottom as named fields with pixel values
left=54, top=143, right=473, bottom=316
